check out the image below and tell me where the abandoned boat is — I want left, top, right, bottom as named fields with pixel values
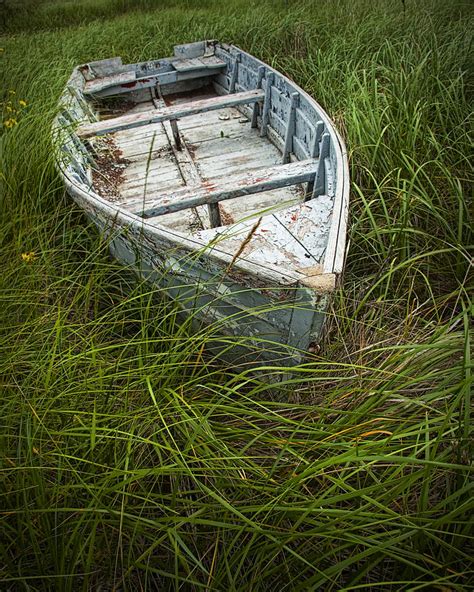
left=54, top=40, right=349, bottom=366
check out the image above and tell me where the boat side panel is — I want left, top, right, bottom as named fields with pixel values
left=287, top=287, right=328, bottom=351
left=71, top=192, right=311, bottom=363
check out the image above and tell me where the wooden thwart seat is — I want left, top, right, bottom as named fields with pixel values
left=172, top=56, right=224, bottom=72
left=84, top=71, right=137, bottom=95
left=126, top=158, right=319, bottom=218
left=77, top=89, right=265, bottom=138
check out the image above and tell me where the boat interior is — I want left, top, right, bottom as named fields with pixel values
left=92, top=85, right=308, bottom=234
left=66, top=42, right=337, bottom=271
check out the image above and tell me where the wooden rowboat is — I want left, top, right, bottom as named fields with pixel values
left=54, top=40, right=349, bottom=367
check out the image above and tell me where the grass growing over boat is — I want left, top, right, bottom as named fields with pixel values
left=1, top=0, right=472, bottom=589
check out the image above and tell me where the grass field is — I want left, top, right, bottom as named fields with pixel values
left=1, top=0, right=473, bottom=589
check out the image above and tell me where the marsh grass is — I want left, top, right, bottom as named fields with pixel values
left=1, top=0, right=473, bottom=589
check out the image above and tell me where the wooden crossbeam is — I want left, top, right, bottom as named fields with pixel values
left=77, top=89, right=265, bottom=138
left=129, top=158, right=318, bottom=218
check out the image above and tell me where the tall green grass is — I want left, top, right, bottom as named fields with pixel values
left=1, top=0, right=473, bottom=589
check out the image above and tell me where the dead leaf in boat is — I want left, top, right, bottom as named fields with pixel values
left=218, top=113, right=230, bottom=120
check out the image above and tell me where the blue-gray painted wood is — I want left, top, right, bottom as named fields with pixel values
left=174, top=41, right=208, bottom=59
left=260, top=72, right=274, bottom=138
left=305, top=121, right=325, bottom=198
left=282, top=92, right=299, bottom=163
left=229, top=54, right=241, bottom=93
left=312, top=132, right=330, bottom=198
left=251, top=66, right=265, bottom=128
left=311, top=121, right=325, bottom=158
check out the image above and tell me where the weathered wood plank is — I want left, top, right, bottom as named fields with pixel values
left=311, top=121, right=325, bottom=157
left=130, top=158, right=318, bottom=218
left=312, top=133, right=330, bottom=198
left=84, top=71, right=137, bottom=95
left=229, top=54, right=241, bottom=93
left=251, top=66, right=265, bottom=128
left=113, top=125, right=169, bottom=150
left=282, top=92, right=299, bottom=163
left=196, top=143, right=279, bottom=179
left=173, top=56, right=224, bottom=72
left=188, top=132, right=265, bottom=160
left=193, top=195, right=333, bottom=276
left=179, top=118, right=251, bottom=147
left=168, top=106, right=242, bottom=131
left=260, top=73, right=274, bottom=138
left=154, top=95, right=211, bottom=230
left=207, top=203, right=222, bottom=227
left=77, top=89, right=265, bottom=138
left=84, top=66, right=225, bottom=99
left=174, top=41, right=210, bottom=59
left=82, top=57, right=124, bottom=79
left=120, top=167, right=183, bottom=195
left=169, top=119, right=181, bottom=149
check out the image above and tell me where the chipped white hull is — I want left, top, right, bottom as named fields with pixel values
left=54, top=41, right=349, bottom=366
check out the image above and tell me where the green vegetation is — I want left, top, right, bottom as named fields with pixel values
left=1, top=0, right=472, bottom=589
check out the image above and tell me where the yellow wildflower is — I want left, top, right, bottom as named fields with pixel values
left=21, top=251, right=37, bottom=263
left=19, top=100, right=27, bottom=108
left=6, top=105, right=13, bottom=112
left=9, top=89, right=15, bottom=95
left=4, top=118, right=17, bottom=128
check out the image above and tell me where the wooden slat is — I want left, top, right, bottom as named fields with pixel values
left=251, top=66, right=265, bottom=128
left=84, top=71, right=137, bottom=95
left=130, top=158, right=318, bottom=218
left=260, top=73, right=274, bottom=138
left=229, top=54, right=241, bottom=93
left=174, top=41, right=207, bottom=59
left=312, top=133, right=330, bottom=198
left=282, top=92, right=299, bottom=163
left=311, top=121, right=324, bottom=158
left=305, top=120, right=325, bottom=200
left=169, top=119, right=181, bottom=149
left=77, top=89, right=265, bottom=138
left=172, top=56, right=224, bottom=72
left=85, top=57, right=124, bottom=79
left=207, top=203, right=222, bottom=227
